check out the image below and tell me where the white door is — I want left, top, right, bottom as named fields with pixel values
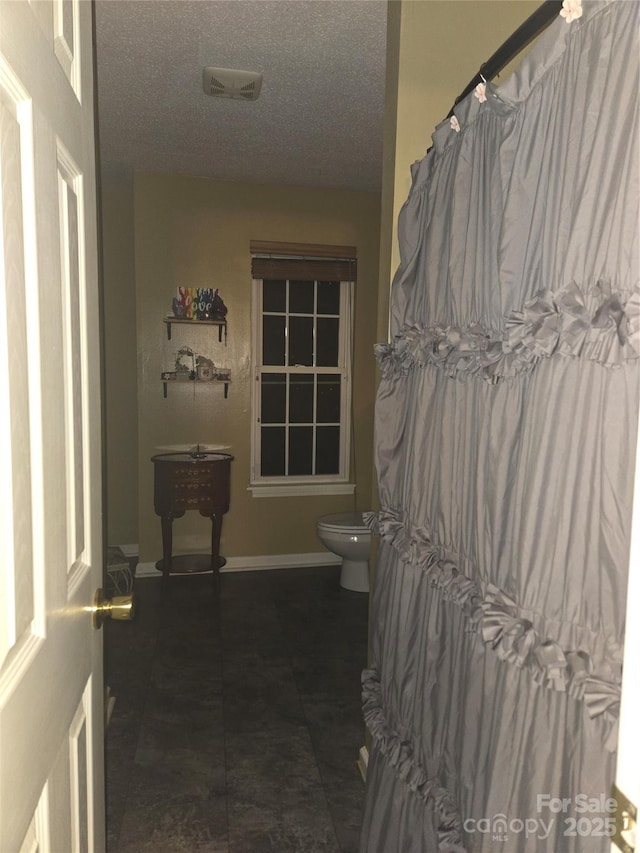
left=0, top=1, right=104, bottom=850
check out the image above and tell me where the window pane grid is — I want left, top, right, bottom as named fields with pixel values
left=255, top=276, right=349, bottom=481
left=259, top=370, right=341, bottom=475
left=261, top=279, right=340, bottom=369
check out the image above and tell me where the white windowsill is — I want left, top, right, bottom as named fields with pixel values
left=248, top=482, right=356, bottom=498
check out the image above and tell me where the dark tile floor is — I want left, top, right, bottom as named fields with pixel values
left=105, top=566, right=369, bottom=853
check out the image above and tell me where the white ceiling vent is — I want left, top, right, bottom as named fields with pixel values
left=202, top=67, right=263, bottom=101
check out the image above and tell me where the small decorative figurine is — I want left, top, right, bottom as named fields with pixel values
left=196, top=355, right=216, bottom=380
left=175, top=346, right=196, bottom=379
left=212, top=288, right=228, bottom=319
left=171, top=297, right=184, bottom=317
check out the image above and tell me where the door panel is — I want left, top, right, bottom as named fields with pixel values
left=0, top=1, right=104, bottom=849
left=53, top=0, right=80, bottom=94
left=69, top=683, right=90, bottom=853
left=58, top=147, right=87, bottom=578
left=0, top=67, right=36, bottom=665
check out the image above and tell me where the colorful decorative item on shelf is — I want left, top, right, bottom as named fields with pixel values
left=194, top=288, right=213, bottom=320
left=170, top=287, right=228, bottom=320
left=171, top=298, right=185, bottom=318
left=171, top=286, right=191, bottom=318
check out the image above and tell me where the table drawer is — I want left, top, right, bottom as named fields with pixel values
left=173, top=495, right=213, bottom=510
left=172, top=465, right=214, bottom=482
left=172, top=481, right=213, bottom=494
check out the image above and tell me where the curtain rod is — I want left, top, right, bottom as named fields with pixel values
left=447, top=0, right=563, bottom=117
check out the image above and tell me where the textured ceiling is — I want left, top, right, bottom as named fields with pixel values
left=94, top=0, right=388, bottom=192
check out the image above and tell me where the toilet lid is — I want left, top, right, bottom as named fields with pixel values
left=317, top=511, right=370, bottom=534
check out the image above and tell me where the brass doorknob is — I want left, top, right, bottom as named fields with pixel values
left=93, top=588, right=136, bottom=629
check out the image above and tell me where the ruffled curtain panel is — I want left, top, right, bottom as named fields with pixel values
left=361, top=2, right=639, bottom=851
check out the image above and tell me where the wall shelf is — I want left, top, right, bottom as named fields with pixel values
left=163, top=316, right=227, bottom=343
left=161, top=313, right=230, bottom=399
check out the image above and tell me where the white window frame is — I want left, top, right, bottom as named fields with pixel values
left=249, top=276, right=355, bottom=498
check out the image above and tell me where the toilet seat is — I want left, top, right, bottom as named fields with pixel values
left=317, top=511, right=369, bottom=536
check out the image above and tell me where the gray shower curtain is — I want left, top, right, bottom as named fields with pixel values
left=361, top=2, right=639, bottom=851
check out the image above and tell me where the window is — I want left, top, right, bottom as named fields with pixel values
left=250, top=244, right=356, bottom=497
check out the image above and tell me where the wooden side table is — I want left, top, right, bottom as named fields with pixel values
left=151, top=452, right=233, bottom=587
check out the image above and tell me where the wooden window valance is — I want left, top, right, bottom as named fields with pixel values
left=250, top=240, right=357, bottom=282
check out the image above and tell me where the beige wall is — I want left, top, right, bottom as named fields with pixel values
left=134, top=173, right=381, bottom=563
left=102, top=183, right=138, bottom=546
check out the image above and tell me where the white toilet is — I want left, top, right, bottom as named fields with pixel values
left=317, top=511, right=371, bottom=593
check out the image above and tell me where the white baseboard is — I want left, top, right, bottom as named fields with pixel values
left=357, top=745, right=369, bottom=782
left=135, top=551, right=342, bottom=578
